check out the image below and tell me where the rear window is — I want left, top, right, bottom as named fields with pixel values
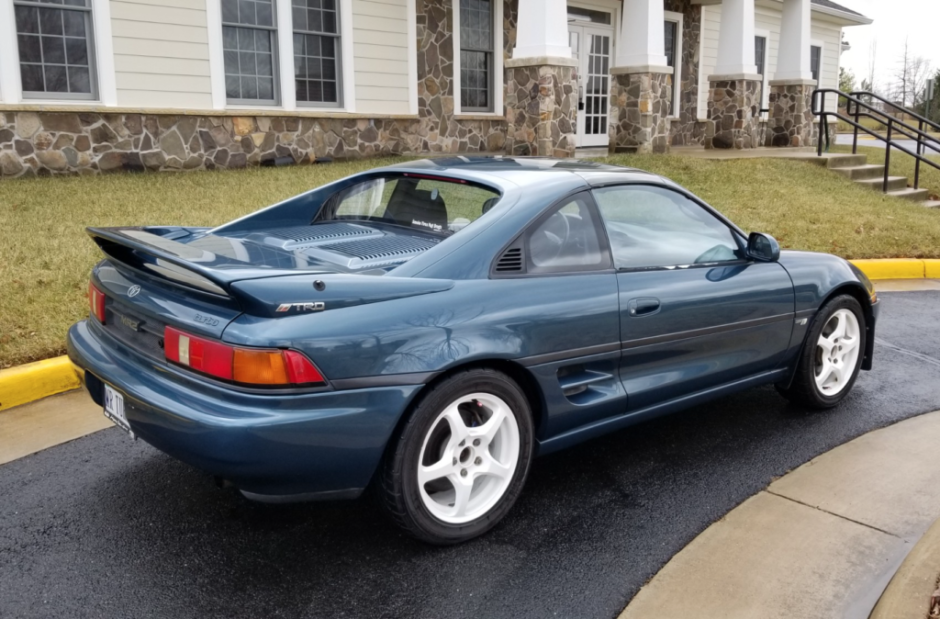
left=317, top=175, right=501, bottom=236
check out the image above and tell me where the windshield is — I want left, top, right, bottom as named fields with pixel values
left=316, top=174, right=501, bottom=236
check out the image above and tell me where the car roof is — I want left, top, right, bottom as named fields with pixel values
left=374, top=156, right=667, bottom=189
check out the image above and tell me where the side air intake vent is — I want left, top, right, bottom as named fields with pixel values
left=495, top=247, right=524, bottom=273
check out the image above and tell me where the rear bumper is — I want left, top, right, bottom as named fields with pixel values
left=67, top=320, right=421, bottom=499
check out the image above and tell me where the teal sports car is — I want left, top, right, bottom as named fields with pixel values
left=68, top=157, right=879, bottom=544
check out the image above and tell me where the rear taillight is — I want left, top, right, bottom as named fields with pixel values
left=89, top=282, right=106, bottom=324
left=164, top=327, right=325, bottom=387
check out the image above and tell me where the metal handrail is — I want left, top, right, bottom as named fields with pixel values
left=813, top=88, right=940, bottom=193
left=849, top=90, right=940, bottom=135
left=844, top=91, right=940, bottom=189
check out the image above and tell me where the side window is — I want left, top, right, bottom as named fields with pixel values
left=593, top=185, right=743, bottom=270
left=526, top=194, right=608, bottom=273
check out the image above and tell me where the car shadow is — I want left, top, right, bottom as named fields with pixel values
left=68, top=375, right=883, bottom=618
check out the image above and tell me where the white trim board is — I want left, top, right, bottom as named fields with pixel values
left=407, top=0, right=418, bottom=115
left=205, top=0, right=227, bottom=110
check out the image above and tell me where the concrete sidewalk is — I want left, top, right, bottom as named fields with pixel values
left=620, top=410, right=940, bottom=619
left=0, top=390, right=107, bottom=465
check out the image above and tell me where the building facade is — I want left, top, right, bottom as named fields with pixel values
left=0, top=0, right=870, bottom=177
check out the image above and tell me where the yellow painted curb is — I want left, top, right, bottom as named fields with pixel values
left=925, top=260, right=940, bottom=279
left=850, top=259, right=940, bottom=280
left=0, top=356, right=81, bottom=412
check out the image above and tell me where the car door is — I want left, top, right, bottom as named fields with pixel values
left=592, top=184, right=795, bottom=411
left=498, top=191, right=626, bottom=438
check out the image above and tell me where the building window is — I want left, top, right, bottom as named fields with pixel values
left=663, top=13, right=682, bottom=118
left=754, top=36, right=766, bottom=78
left=14, top=0, right=96, bottom=99
left=664, top=19, right=678, bottom=116
left=810, top=45, right=821, bottom=87
left=221, top=0, right=277, bottom=104
left=292, top=0, right=341, bottom=106
left=755, top=35, right=767, bottom=113
left=460, top=0, right=494, bottom=112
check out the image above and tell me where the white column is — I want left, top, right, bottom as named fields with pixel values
left=512, top=0, right=571, bottom=60
left=277, top=0, right=297, bottom=111
left=615, top=0, right=669, bottom=71
left=774, top=0, right=813, bottom=81
left=712, top=0, right=759, bottom=77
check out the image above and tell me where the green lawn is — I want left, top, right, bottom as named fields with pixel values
left=2, top=152, right=940, bottom=368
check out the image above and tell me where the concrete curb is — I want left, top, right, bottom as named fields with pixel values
left=619, top=410, right=940, bottom=619
left=0, top=259, right=938, bottom=412
left=871, top=516, right=940, bottom=619
left=0, top=357, right=81, bottom=412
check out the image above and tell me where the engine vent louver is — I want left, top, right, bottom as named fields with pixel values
left=321, top=236, right=439, bottom=261
left=495, top=247, right=524, bottom=273
left=268, top=223, right=374, bottom=244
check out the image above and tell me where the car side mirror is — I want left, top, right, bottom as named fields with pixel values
left=746, top=232, right=780, bottom=262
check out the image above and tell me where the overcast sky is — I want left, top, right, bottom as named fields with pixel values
left=835, top=0, right=940, bottom=92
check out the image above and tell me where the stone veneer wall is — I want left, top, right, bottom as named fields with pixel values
left=765, top=82, right=817, bottom=147
left=413, top=0, right=515, bottom=154
left=609, top=72, right=672, bottom=154
left=0, top=111, right=431, bottom=177
left=665, top=0, right=705, bottom=146
left=504, top=63, right=577, bottom=157
left=0, top=0, right=520, bottom=178
left=705, top=79, right=762, bottom=149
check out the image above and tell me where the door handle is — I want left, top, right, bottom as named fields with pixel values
left=629, top=297, right=661, bottom=317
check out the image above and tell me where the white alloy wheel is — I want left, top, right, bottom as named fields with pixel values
left=814, top=308, right=861, bottom=396
left=416, top=392, right=520, bottom=525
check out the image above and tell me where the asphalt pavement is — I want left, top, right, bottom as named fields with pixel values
left=834, top=133, right=921, bottom=150
left=2, top=291, right=940, bottom=619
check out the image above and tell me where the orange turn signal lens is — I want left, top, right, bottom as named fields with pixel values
left=233, top=348, right=290, bottom=385
left=89, top=282, right=106, bottom=324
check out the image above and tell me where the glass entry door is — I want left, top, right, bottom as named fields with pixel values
left=569, top=23, right=613, bottom=148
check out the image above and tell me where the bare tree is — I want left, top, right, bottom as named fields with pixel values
left=891, top=38, right=932, bottom=109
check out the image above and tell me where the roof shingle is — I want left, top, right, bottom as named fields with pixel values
left=811, top=0, right=864, bottom=18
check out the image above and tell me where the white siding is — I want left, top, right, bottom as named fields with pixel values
left=110, top=0, right=213, bottom=109
left=352, top=0, right=410, bottom=115
left=754, top=5, right=781, bottom=112
left=698, top=6, right=843, bottom=121
left=812, top=18, right=843, bottom=113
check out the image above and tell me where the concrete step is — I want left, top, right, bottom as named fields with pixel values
left=923, top=200, right=940, bottom=208
left=855, top=176, right=909, bottom=192
left=825, top=154, right=868, bottom=169
left=802, top=154, right=868, bottom=169
left=886, top=187, right=931, bottom=202
left=831, top=164, right=886, bottom=180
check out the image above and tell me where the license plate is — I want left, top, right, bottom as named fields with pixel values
left=103, top=384, right=134, bottom=438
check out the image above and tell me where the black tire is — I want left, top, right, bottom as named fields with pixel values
left=777, top=294, right=867, bottom=409
left=380, top=368, right=534, bottom=545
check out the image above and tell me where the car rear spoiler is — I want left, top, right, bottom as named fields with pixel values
left=86, top=227, right=309, bottom=297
